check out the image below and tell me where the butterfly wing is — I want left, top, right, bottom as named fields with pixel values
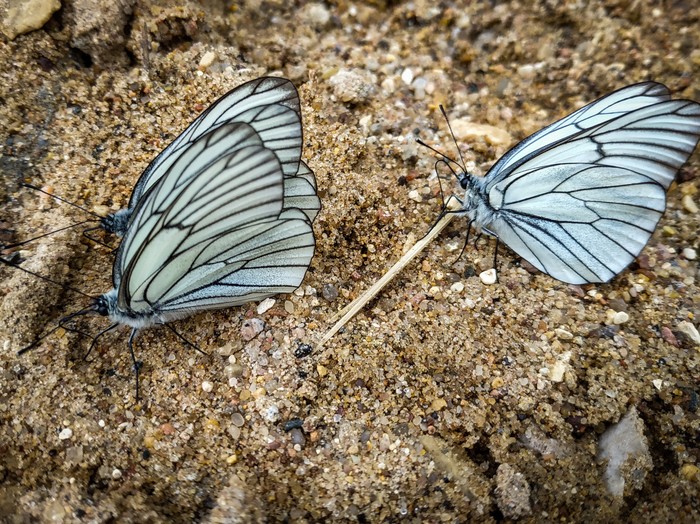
left=113, top=123, right=316, bottom=317
left=128, top=77, right=303, bottom=209
left=478, top=84, right=700, bottom=284
left=283, top=160, right=321, bottom=221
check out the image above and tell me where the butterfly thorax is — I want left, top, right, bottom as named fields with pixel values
left=460, top=175, right=495, bottom=230
left=100, top=209, right=131, bottom=237
left=95, top=289, right=161, bottom=329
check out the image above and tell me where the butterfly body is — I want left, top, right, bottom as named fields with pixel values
left=450, top=82, right=700, bottom=284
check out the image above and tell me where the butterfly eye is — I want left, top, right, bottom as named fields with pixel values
left=459, top=174, right=468, bottom=189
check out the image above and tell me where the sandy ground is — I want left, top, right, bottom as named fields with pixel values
left=1, top=0, right=699, bottom=522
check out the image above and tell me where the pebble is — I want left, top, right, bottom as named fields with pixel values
left=284, top=300, right=295, bottom=314
left=401, top=68, right=414, bottom=85
left=231, top=413, right=245, bottom=427
left=677, top=321, right=700, bottom=345
left=431, top=398, right=447, bottom=411
left=681, top=247, right=696, bottom=260
left=58, top=428, right=73, bottom=440
left=257, top=298, right=275, bottom=314
left=682, top=194, right=698, bottom=214
left=202, top=381, right=213, bottom=393
left=264, top=405, right=280, bottom=423
left=240, top=318, right=265, bottom=341
left=408, top=189, right=422, bottom=202
left=479, top=268, right=497, bottom=285
left=329, top=69, right=376, bottom=104
left=450, top=281, right=464, bottom=293
left=555, top=328, right=573, bottom=340
left=303, top=3, right=330, bottom=28
left=322, top=283, right=339, bottom=301
left=612, top=311, right=629, bottom=325
left=1, top=0, right=60, bottom=40
left=289, top=428, right=306, bottom=446
left=112, top=469, right=122, bottom=480
left=199, top=51, right=216, bottom=69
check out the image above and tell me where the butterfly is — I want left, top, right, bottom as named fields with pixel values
left=19, top=77, right=320, bottom=398
left=436, top=82, right=700, bottom=284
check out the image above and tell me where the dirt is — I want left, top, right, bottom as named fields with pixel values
left=1, top=1, right=699, bottom=522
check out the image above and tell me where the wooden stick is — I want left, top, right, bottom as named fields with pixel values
left=316, top=197, right=462, bottom=348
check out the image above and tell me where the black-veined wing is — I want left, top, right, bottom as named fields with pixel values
left=477, top=84, right=700, bottom=284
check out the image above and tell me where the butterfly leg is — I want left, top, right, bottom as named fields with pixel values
left=127, top=328, right=143, bottom=401
left=164, top=323, right=209, bottom=356
left=82, top=322, right=119, bottom=361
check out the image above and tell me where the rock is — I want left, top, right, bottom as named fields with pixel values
left=495, top=464, right=532, bottom=519
left=449, top=119, right=513, bottom=147
left=1, top=0, right=60, bottom=39
left=329, top=69, right=377, bottom=104
left=479, top=268, right=497, bottom=285
left=597, top=407, right=652, bottom=497
left=676, top=321, right=700, bottom=346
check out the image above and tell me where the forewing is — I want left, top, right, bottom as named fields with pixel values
left=114, top=141, right=286, bottom=311
left=129, top=77, right=302, bottom=207
left=483, top=82, right=672, bottom=187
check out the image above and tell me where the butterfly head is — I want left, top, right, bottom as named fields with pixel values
left=100, top=209, right=131, bottom=237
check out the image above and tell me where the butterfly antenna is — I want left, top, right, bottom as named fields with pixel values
left=0, top=257, right=95, bottom=300
left=439, top=105, right=468, bottom=172
left=416, top=138, right=461, bottom=169
left=164, top=323, right=209, bottom=356
left=2, top=218, right=99, bottom=250
left=21, top=183, right=103, bottom=219
left=16, top=304, right=98, bottom=355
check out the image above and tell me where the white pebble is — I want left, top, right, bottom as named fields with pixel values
left=58, top=428, right=73, bottom=440
left=681, top=247, right=696, bottom=260
left=450, top=282, right=465, bottom=293
left=199, top=51, right=217, bottom=69
left=264, top=405, right=280, bottom=422
left=677, top=321, right=700, bottom=345
left=202, top=381, right=214, bottom=393
left=257, top=298, right=275, bottom=314
left=613, top=311, right=629, bottom=325
left=408, top=189, right=422, bottom=202
left=401, top=68, right=414, bottom=85
left=479, top=268, right=497, bottom=285
left=112, top=469, right=122, bottom=480
left=682, top=194, right=698, bottom=214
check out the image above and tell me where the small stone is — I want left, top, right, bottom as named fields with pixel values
left=495, top=464, right=532, bottom=518
left=111, top=468, right=122, bottom=480
left=199, top=51, right=216, bottom=69
left=401, top=68, right=414, bottom=85
left=652, top=379, right=663, bottom=390
left=408, top=189, right=422, bottom=202
left=329, top=69, right=376, bottom=104
left=450, top=281, right=464, bottom=293
left=241, top=318, right=265, bottom=341
left=317, top=364, right=328, bottom=377
left=680, top=464, right=700, bottom=482
left=597, top=407, right=651, bottom=497
left=450, top=118, right=513, bottom=147
left=264, top=405, right=280, bottom=422
left=303, top=2, right=330, bottom=28
left=284, top=300, right=295, bottom=314
left=257, top=298, right=275, bottom=314
left=1, top=0, right=61, bottom=40
left=322, top=283, right=338, bottom=301
left=58, top=428, right=73, bottom=440
left=681, top=247, right=697, bottom=260
left=555, top=328, right=573, bottom=340
left=231, top=413, right=245, bottom=427
left=612, top=311, right=629, bottom=325
left=677, top=321, right=700, bottom=345
left=431, top=398, right=447, bottom=411
left=289, top=428, right=306, bottom=446
left=479, top=268, right=497, bottom=285
left=202, top=381, right=213, bottom=393
left=682, top=194, right=698, bottom=214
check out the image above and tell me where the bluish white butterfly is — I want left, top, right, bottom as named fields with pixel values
left=19, top=77, right=320, bottom=397
left=435, top=82, right=700, bottom=284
